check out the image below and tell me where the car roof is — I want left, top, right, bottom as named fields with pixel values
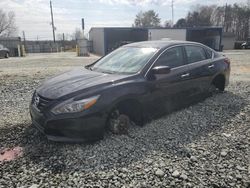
left=124, top=40, right=202, bottom=49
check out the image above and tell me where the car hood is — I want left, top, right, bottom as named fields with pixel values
left=36, top=68, right=129, bottom=99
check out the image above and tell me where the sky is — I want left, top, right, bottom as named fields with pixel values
left=0, top=0, right=248, bottom=40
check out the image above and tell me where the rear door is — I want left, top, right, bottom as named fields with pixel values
left=184, top=45, right=214, bottom=94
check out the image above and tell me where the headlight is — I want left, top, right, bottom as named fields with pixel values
left=51, top=95, right=100, bottom=115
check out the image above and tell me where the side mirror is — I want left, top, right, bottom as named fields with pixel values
left=151, top=66, right=171, bottom=75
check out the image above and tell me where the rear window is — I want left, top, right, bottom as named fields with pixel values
left=205, top=49, right=213, bottom=59
left=185, top=46, right=207, bottom=64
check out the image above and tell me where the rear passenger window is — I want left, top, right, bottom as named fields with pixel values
left=155, top=47, right=184, bottom=68
left=185, top=46, right=207, bottom=64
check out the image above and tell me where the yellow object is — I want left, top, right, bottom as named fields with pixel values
left=76, top=45, right=80, bottom=56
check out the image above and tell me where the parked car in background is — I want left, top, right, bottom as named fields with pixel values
left=0, top=44, right=10, bottom=58
left=30, top=40, right=230, bottom=142
left=241, top=37, right=250, bottom=49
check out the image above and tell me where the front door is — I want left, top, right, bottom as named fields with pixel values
left=146, top=46, right=192, bottom=117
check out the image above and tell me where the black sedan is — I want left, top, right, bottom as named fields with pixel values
left=0, top=44, right=10, bottom=58
left=30, top=41, right=230, bottom=142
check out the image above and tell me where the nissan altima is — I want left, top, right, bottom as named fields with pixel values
left=30, top=40, right=230, bottom=142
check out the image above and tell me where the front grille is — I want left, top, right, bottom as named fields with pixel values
left=37, top=95, right=52, bottom=111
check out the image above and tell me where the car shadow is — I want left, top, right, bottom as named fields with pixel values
left=0, top=91, right=247, bottom=174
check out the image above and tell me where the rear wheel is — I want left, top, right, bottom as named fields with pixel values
left=210, top=75, right=225, bottom=94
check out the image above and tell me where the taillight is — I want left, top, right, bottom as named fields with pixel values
left=224, top=58, right=230, bottom=66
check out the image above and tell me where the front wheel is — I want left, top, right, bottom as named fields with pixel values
left=107, top=110, right=130, bottom=135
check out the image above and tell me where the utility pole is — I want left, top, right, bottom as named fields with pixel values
left=224, top=3, right=228, bottom=32
left=171, top=0, right=174, bottom=27
left=62, top=33, right=65, bottom=52
left=50, top=0, right=56, bottom=43
left=22, top=31, right=26, bottom=46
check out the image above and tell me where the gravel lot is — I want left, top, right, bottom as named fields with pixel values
left=0, top=51, right=249, bottom=187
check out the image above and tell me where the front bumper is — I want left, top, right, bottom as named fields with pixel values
left=30, top=104, right=106, bottom=142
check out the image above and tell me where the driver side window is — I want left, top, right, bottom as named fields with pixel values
left=155, top=47, right=185, bottom=68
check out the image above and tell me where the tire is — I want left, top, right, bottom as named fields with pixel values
left=107, top=110, right=130, bottom=135
left=208, top=84, right=217, bottom=95
left=5, top=52, right=9, bottom=58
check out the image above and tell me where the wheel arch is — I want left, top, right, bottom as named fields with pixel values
left=107, top=96, right=144, bottom=126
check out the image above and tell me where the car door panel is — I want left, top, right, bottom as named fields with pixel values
left=144, top=46, right=193, bottom=117
left=153, top=65, right=191, bottom=98
left=187, top=59, right=213, bottom=94
left=145, top=65, right=191, bottom=118
left=184, top=45, right=214, bottom=94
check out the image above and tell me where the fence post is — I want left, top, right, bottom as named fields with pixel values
left=76, top=45, right=79, bottom=56
left=17, top=45, right=21, bottom=57
left=21, top=45, right=26, bottom=57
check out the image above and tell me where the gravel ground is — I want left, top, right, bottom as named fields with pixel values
left=0, top=51, right=249, bottom=187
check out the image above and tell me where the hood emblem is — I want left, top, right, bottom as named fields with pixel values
left=34, top=96, right=40, bottom=107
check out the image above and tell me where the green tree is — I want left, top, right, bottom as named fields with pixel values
left=133, top=10, right=161, bottom=28
left=174, top=18, right=187, bottom=28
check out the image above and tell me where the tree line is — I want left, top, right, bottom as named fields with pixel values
left=133, top=2, right=250, bottom=40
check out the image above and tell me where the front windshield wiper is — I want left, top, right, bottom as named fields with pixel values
left=85, top=65, right=93, bottom=71
left=89, top=67, right=131, bottom=75
left=99, top=70, right=116, bottom=74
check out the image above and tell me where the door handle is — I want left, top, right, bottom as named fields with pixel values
left=208, top=64, right=214, bottom=69
left=181, top=73, right=190, bottom=78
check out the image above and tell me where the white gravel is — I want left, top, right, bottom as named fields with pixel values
left=0, top=51, right=249, bottom=187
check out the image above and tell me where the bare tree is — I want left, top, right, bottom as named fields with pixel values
left=164, top=20, right=172, bottom=28
left=72, top=28, right=83, bottom=41
left=0, top=9, right=17, bottom=37
left=212, top=3, right=250, bottom=40
left=185, top=5, right=216, bottom=27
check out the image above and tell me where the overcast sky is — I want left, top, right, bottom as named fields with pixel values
left=1, top=0, right=247, bottom=40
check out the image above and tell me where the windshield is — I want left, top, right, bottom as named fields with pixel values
left=91, top=47, right=158, bottom=74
